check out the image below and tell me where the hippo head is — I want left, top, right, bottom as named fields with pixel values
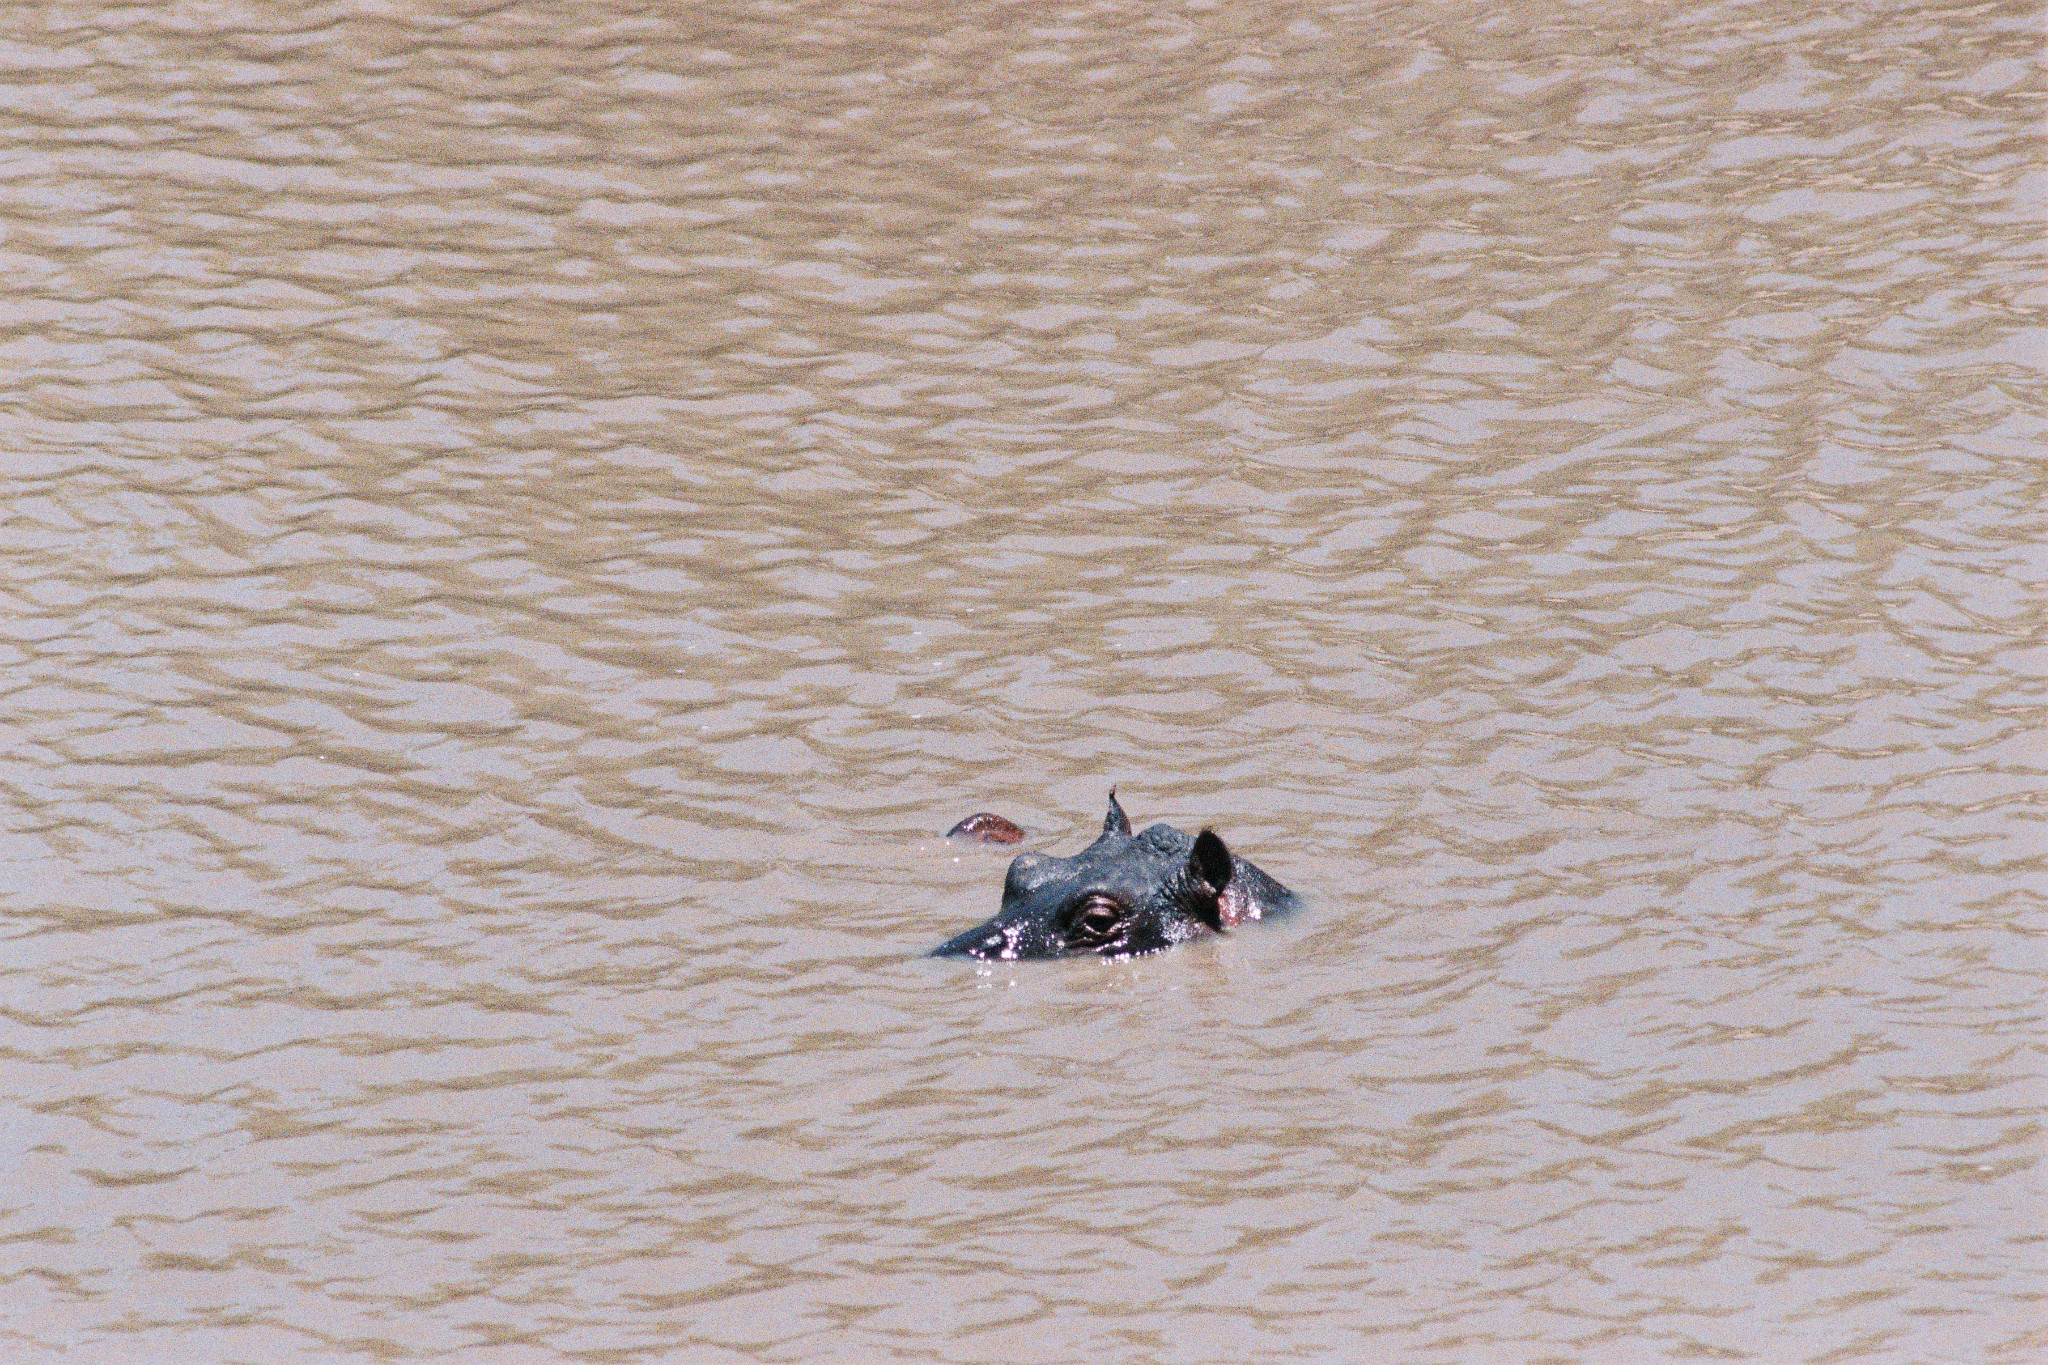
left=932, top=791, right=1243, bottom=960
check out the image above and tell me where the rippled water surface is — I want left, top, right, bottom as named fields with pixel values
left=2, top=0, right=2043, bottom=1360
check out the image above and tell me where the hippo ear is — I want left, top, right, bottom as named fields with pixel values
left=1184, top=829, right=1235, bottom=931
left=947, top=812, right=1025, bottom=844
left=1102, top=788, right=1131, bottom=837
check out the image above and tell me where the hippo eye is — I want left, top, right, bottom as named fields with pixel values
left=1059, top=894, right=1129, bottom=949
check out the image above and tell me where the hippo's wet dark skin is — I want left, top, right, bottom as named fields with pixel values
left=934, top=791, right=1296, bottom=960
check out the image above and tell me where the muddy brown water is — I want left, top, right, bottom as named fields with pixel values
left=1, top=1, right=2042, bottom=1361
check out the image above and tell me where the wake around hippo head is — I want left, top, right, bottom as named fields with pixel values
left=933, top=790, right=1296, bottom=961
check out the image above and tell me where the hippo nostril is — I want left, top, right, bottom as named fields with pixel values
left=1004, top=852, right=1056, bottom=897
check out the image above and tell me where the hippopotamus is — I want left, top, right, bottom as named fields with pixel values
left=933, top=790, right=1296, bottom=960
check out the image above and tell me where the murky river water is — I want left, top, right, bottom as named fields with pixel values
left=1, top=0, right=2042, bottom=1361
